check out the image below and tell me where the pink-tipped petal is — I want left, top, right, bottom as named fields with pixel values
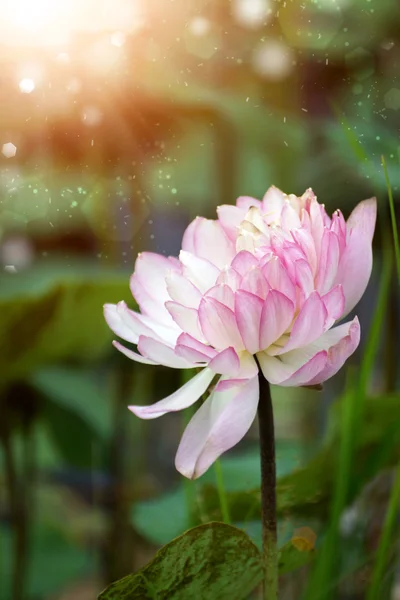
left=315, top=230, right=340, bottom=295
left=322, top=285, right=345, bottom=327
left=217, top=205, right=246, bottom=240
left=259, top=290, right=295, bottom=350
left=231, top=250, right=259, bottom=276
left=261, top=186, right=286, bottom=222
left=281, top=202, right=301, bottom=230
left=133, top=252, right=179, bottom=298
left=335, top=198, right=377, bottom=317
left=278, top=351, right=327, bottom=386
left=292, top=228, right=318, bottom=276
left=294, top=260, right=314, bottom=300
left=236, top=196, right=261, bottom=210
left=262, top=256, right=296, bottom=304
left=306, top=317, right=360, bottom=385
left=216, top=267, right=242, bottom=291
left=179, top=250, right=220, bottom=294
left=104, top=303, right=140, bottom=344
left=112, top=340, right=158, bottom=365
left=205, top=284, right=235, bottom=310
left=165, top=301, right=204, bottom=341
left=175, top=344, right=212, bottom=364
left=165, top=271, right=202, bottom=309
left=138, top=336, right=194, bottom=369
left=309, top=199, right=325, bottom=256
left=199, top=297, right=244, bottom=351
left=239, top=267, right=269, bottom=299
left=257, top=349, right=327, bottom=386
left=331, top=210, right=347, bottom=253
left=208, top=347, right=240, bottom=376
left=175, top=376, right=259, bottom=479
left=235, top=290, right=264, bottom=354
left=215, top=378, right=249, bottom=392
left=130, top=275, right=178, bottom=328
left=175, top=333, right=217, bottom=359
left=129, top=368, right=215, bottom=420
left=182, top=217, right=235, bottom=269
left=272, top=291, right=327, bottom=355
left=346, top=197, right=377, bottom=241
left=105, top=301, right=180, bottom=346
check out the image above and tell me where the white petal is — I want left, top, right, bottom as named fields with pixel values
left=138, top=336, right=194, bottom=369
left=175, top=376, right=259, bottom=478
left=129, top=368, right=215, bottom=419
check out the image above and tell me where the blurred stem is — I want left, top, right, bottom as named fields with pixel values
left=0, top=399, right=29, bottom=600
left=367, top=464, right=400, bottom=600
left=385, top=276, right=398, bottom=392
left=104, top=365, right=135, bottom=583
left=381, top=155, right=400, bottom=281
left=214, top=459, right=231, bottom=524
left=257, top=371, right=278, bottom=600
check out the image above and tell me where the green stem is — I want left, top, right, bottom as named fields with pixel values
left=367, top=463, right=400, bottom=600
left=381, top=155, right=400, bottom=282
left=257, top=371, right=278, bottom=600
left=214, top=459, right=231, bottom=524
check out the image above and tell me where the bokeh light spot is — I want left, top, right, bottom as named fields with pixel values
left=384, top=88, right=400, bottom=111
left=252, top=41, right=293, bottom=80
left=232, top=0, right=272, bottom=29
left=19, top=78, right=35, bottom=93
left=2, top=143, right=17, bottom=158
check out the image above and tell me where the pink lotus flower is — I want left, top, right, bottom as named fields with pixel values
left=104, top=187, right=376, bottom=479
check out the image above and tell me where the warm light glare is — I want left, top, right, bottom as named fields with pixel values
left=0, top=0, right=144, bottom=46
left=8, top=0, right=64, bottom=29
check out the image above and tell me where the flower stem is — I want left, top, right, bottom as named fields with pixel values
left=214, top=459, right=231, bottom=524
left=257, top=372, right=278, bottom=600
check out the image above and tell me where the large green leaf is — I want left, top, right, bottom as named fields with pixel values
left=98, top=522, right=262, bottom=600
left=0, top=260, right=131, bottom=384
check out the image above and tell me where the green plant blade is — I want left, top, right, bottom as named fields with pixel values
left=381, top=155, right=400, bottom=282
left=367, top=464, right=400, bottom=600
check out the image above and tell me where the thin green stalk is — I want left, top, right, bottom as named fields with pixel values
left=381, top=155, right=400, bottom=281
left=358, top=249, right=392, bottom=398
left=214, top=459, right=231, bottom=524
left=367, top=464, right=400, bottom=600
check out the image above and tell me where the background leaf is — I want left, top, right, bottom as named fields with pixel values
left=0, top=260, right=131, bottom=384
